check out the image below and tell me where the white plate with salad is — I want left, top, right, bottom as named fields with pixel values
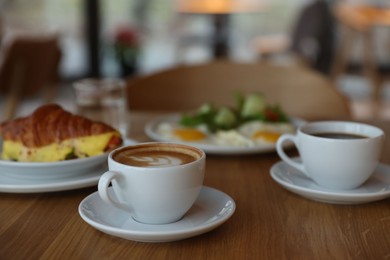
left=145, top=93, right=306, bottom=155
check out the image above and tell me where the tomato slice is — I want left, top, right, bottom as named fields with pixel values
left=264, top=108, right=280, bottom=122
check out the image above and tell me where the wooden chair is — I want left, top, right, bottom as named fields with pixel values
left=253, top=0, right=335, bottom=75
left=331, top=3, right=390, bottom=116
left=127, top=60, right=351, bottom=120
left=0, top=35, right=61, bottom=121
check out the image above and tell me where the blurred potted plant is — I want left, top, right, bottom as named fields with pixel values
left=113, top=26, right=140, bottom=78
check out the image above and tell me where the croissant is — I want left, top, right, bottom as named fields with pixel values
left=0, top=104, right=123, bottom=162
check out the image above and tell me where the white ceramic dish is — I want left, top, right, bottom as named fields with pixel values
left=145, top=114, right=305, bottom=155
left=270, top=158, right=390, bottom=204
left=0, top=163, right=106, bottom=193
left=0, top=138, right=137, bottom=180
left=79, top=186, right=236, bottom=242
left=0, top=152, right=108, bottom=180
left=0, top=137, right=108, bottom=180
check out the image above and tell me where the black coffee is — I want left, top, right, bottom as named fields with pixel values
left=311, top=132, right=368, bottom=139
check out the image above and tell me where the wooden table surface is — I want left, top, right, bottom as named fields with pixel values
left=1, top=112, right=390, bottom=259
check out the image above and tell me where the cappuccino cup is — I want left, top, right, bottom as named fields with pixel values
left=98, top=142, right=205, bottom=224
left=276, top=121, right=384, bottom=190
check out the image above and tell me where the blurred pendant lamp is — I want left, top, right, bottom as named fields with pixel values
left=176, top=0, right=264, bottom=58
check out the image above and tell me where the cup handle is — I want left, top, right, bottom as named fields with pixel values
left=98, top=171, right=132, bottom=212
left=276, top=134, right=308, bottom=177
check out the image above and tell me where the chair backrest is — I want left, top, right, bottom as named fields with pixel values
left=290, top=0, right=335, bottom=74
left=127, top=61, right=351, bottom=120
left=0, top=35, right=61, bottom=120
left=0, top=35, right=61, bottom=96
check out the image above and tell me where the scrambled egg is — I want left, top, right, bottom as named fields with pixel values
left=238, top=121, right=295, bottom=144
left=2, top=132, right=117, bottom=162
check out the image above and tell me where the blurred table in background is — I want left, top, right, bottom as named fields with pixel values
left=331, top=3, right=390, bottom=115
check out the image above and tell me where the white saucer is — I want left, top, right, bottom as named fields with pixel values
left=79, top=186, right=236, bottom=242
left=270, top=158, right=390, bottom=204
left=0, top=164, right=107, bottom=193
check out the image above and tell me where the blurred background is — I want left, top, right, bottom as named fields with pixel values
left=1, top=0, right=390, bottom=120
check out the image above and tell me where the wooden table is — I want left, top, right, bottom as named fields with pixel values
left=1, top=112, right=390, bottom=259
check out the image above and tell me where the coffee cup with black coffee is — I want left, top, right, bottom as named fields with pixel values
left=276, top=121, right=385, bottom=190
left=98, top=142, right=205, bottom=224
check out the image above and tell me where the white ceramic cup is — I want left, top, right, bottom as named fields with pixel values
left=98, top=142, right=205, bottom=224
left=276, top=121, right=385, bottom=190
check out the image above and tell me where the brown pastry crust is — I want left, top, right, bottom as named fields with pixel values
left=0, top=104, right=120, bottom=147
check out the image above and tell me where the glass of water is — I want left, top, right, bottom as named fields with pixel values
left=72, top=78, right=129, bottom=137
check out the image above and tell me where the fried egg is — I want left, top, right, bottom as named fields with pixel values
left=156, top=121, right=295, bottom=147
left=156, top=123, right=210, bottom=142
left=238, top=121, right=295, bottom=144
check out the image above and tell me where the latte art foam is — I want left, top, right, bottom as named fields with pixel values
left=128, top=155, right=185, bottom=167
left=113, top=144, right=201, bottom=168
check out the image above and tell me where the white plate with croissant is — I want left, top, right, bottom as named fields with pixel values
left=0, top=137, right=109, bottom=193
left=0, top=104, right=125, bottom=180
left=0, top=138, right=137, bottom=193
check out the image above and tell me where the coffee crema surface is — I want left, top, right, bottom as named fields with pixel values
left=113, top=144, right=201, bottom=167
left=310, top=132, right=368, bottom=139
